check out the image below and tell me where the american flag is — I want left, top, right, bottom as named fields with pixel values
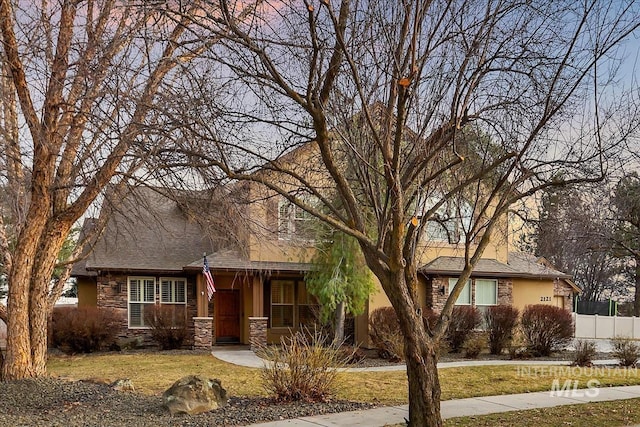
left=203, top=255, right=216, bottom=300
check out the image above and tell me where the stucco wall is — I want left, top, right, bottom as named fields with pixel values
left=77, top=278, right=97, bottom=307
left=512, top=278, right=554, bottom=313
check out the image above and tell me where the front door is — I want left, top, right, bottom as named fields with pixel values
left=216, top=289, right=241, bottom=342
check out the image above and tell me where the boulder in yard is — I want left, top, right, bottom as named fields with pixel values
left=111, top=378, right=135, bottom=392
left=163, top=375, right=228, bottom=415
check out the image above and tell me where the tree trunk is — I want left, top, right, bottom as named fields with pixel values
left=3, top=252, right=35, bottom=379
left=366, top=256, right=444, bottom=427
left=405, top=334, right=442, bottom=426
left=634, top=256, right=640, bottom=317
left=333, top=301, right=346, bottom=345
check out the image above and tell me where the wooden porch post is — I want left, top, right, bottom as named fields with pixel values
left=251, top=275, right=263, bottom=317
left=196, top=273, right=208, bottom=317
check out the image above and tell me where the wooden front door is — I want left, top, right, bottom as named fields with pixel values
left=216, top=289, right=241, bottom=342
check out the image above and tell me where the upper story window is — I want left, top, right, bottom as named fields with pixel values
left=278, top=200, right=316, bottom=241
left=419, top=195, right=472, bottom=244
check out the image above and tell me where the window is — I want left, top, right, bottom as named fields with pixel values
left=159, top=278, right=187, bottom=327
left=128, top=277, right=155, bottom=328
left=297, top=283, right=316, bottom=326
left=475, top=279, right=498, bottom=320
left=270, top=279, right=318, bottom=328
left=475, top=279, right=497, bottom=306
left=419, top=195, right=472, bottom=244
left=160, top=278, right=187, bottom=304
left=278, top=200, right=316, bottom=241
left=271, top=280, right=295, bottom=328
left=449, top=278, right=471, bottom=305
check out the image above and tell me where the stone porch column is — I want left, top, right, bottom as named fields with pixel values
left=248, top=317, right=268, bottom=351
left=193, top=317, right=213, bottom=350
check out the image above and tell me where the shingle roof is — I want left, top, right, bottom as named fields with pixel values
left=74, top=187, right=216, bottom=275
left=184, top=249, right=313, bottom=273
left=419, top=252, right=572, bottom=280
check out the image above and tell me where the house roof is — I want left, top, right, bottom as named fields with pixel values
left=184, top=249, right=313, bottom=274
left=419, top=252, right=574, bottom=281
left=73, top=187, right=216, bottom=275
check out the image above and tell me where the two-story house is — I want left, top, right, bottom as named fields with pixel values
left=71, top=176, right=578, bottom=350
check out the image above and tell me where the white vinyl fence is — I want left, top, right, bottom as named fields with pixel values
left=573, top=313, right=640, bottom=339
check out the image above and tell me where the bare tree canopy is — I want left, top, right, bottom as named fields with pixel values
left=157, top=1, right=640, bottom=425
left=0, top=0, right=228, bottom=380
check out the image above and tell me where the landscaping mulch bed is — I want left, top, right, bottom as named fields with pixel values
left=0, top=378, right=377, bottom=427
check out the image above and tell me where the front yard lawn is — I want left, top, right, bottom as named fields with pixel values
left=48, top=351, right=640, bottom=405
left=445, top=398, right=640, bottom=426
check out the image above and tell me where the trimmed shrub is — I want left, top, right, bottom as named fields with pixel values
left=485, top=305, right=519, bottom=355
left=260, top=328, right=348, bottom=402
left=144, top=305, right=188, bottom=350
left=446, top=306, right=481, bottom=353
left=521, top=304, right=573, bottom=356
left=611, top=337, right=640, bottom=367
left=572, top=339, right=597, bottom=367
left=463, top=332, right=486, bottom=359
left=51, top=306, right=120, bottom=353
left=507, top=328, right=531, bottom=359
left=337, top=345, right=366, bottom=365
left=369, top=307, right=404, bottom=362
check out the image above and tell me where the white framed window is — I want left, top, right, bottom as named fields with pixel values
left=160, top=278, right=187, bottom=304
left=420, top=195, right=472, bottom=244
left=159, top=278, right=187, bottom=327
left=271, top=280, right=295, bottom=328
left=128, top=276, right=156, bottom=328
left=475, top=279, right=498, bottom=321
left=278, top=199, right=316, bottom=241
left=475, top=279, right=497, bottom=306
left=449, top=278, right=471, bottom=305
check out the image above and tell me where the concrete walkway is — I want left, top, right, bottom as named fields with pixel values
left=211, top=346, right=636, bottom=426
left=211, top=346, right=618, bottom=371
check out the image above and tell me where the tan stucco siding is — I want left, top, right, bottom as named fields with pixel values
left=512, top=278, right=554, bottom=312
left=77, top=278, right=97, bottom=307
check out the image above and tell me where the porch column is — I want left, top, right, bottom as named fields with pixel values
left=196, top=273, right=208, bottom=317
left=193, top=317, right=213, bottom=349
left=248, top=317, right=268, bottom=351
left=251, top=275, right=264, bottom=317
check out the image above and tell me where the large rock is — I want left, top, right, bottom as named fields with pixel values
left=163, top=375, right=228, bottom=415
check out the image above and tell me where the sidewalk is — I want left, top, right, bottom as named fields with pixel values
left=212, top=346, right=636, bottom=426
left=211, top=346, right=618, bottom=371
left=245, top=385, right=640, bottom=426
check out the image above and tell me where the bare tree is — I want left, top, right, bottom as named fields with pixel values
left=0, top=0, right=230, bottom=380
left=611, top=173, right=640, bottom=314
left=530, top=185, right=624, bottom=302
left=99, top=1, right=639, bottom=426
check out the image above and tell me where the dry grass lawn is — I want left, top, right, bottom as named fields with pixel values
left=48, top=351, right=640, bottom=406
left=336, top=365, right=640, bottom=404
left=444, top=398, right=640, bottom=426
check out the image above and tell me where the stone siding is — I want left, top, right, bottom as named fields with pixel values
left=248, top=317, right=268, bottom=351
left=554, top=278, right=574, bottom=312
left=96, top=272, right=198, bottom=348
left=193, top=317, right=213, bottom=349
